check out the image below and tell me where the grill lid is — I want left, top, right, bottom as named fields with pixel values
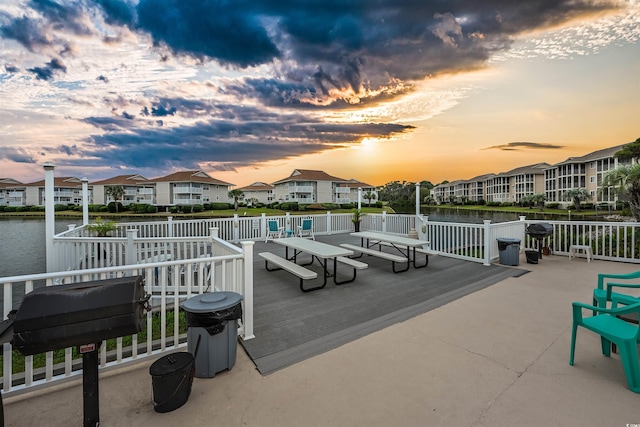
left=526, top=223, right=553, bottom=237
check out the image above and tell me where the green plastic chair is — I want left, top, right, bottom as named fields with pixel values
left=593, top=271, right=640, bottom=308
left=570, top=300, right=640, bottom=393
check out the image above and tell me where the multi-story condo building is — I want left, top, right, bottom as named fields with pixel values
left=91, top=174, right=154, bottom=206
left=237, top=182, right=276, bottom=205
left=271, top=169, right=378, bottom=205
left=24, top=177, right=84, bottom=206
left=150, top=171, right=233, bottom=206
left=544, top=144, right=629, bottom=206
left=0, top=178, right=24, bottom=207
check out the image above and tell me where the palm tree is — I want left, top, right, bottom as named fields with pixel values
left=105, top=185, right=125, bottom=212
left=563, top=188, right=591, bottom=212
left=228, top=189, right=244, bottom=211
left=363, top=191, right=376, bottom=207
left=531, top=193, right=546, bottom=212
left=601, top=164, right=640, bottom=221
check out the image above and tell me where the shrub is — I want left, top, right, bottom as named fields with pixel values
left=486, top=202, right=501, bottom=207
left=211, top=202, right=231, bottom=210
left=545, top=202, right=560, bottom=209
left=375, top=201, right=383, bottom=208
left=4, top=206, right=16, bottom=212
left=0, top=206, right=4, bottom=212
left=169, top=206, right=180, bottom=214
left=305, top=203, right=325, bottom=210
left=15, top=206, right=25, bottom=212
left=180, top=205, right=193, bottom=213
left=338, top=203, right=354, bottom=210
left=99, top=206, right=109, bottom=212
left=146, top=205, right=157, bottom=213
left=192, top=204, right=203, bottom=213
left=499, top=202, right=512, bottom=207
left=107, top=202, right=123, bottom=213
left=477, top=199, right=486, bottom=205
left=279, top=202, right=299, bottom=211
left=54, top=204, right=68, bottom=211
left=203, top=203, right=212, bottom=210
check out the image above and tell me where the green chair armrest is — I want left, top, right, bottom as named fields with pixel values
left=596, top=271, right=640, bottom=291
left=573, top=301, right=640, bottom=322
left=606, top=282, right=640, bottom=302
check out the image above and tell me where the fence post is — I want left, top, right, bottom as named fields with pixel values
left=240, top=240, right=255, bottom=340
left=233, top=214, right=240, bottom=243
left=286, top=212, right=291, bottom=235
left=44, top=162, right=55, bottom=273
left=326, top=211, right=332, bottom=235
left=168, top=216, right=173, bottom=238
left=483, top=220, right=492, bottom=266
left=261, top=213, right=267, bottom=241
left=382, top=211, right=387, bottom=233
left=519, top=216, right=526, bottom=249
left=126, top=229, right=137, bottom=266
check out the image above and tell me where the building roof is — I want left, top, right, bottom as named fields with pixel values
left=238, top=182, right=275, bottom=191
left=554, top=144, right=628, bottom=166
left=150, top=170, right=234, bottom=186
left=272, top=169, right=347, bottom=185
left=23, top=177, right=83, bottom=187
left=341, top=179, right=376, bottom=189
left=91, top=174, right=151, bottom=185
left=495, top=163, right=551, bottom=177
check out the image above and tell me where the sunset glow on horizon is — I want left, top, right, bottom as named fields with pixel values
left=0, top=1, right=638, bottom=187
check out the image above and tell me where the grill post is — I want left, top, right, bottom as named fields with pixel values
left=81, top=343, right=100, bottom=427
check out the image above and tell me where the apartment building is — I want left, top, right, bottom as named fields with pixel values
left=0, top=178, right=24, bottom=207
left=271, top=169, right=378, bottom=205
left=237, top=182, right=275, bottom=205
left=544, top=144, right=629, bottom=206
left=23, top=177, right=84, bottom=206
left=91, top=174, right=153, bottom=206
left=432, top=143, right=632, bottom=207
left=150, top=171, right=233, bottom=206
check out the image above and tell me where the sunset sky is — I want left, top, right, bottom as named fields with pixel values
left=0, top=0, right=638, bottom=188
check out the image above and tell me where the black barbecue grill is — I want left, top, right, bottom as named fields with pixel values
left=0, top=276, right=149, bottom=427
left=526, top=223, right=554, bottom=259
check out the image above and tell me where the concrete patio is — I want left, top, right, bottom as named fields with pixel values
left=4, top=251, right=640, bottom=426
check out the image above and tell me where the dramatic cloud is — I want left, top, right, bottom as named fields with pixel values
left=0, top=146, right=38, bottom=163
left=483, top=142, right=566, bottom=151
left=0, top=0, right=634, bottom=181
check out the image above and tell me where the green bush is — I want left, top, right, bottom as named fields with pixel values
left=477, top=199, right=486, bottom=205
left=486, top=202, right=501, bottom=207
left=337, top=203, right=353, bottom=209
left=546, top=202, right=560, bottom=209
left=180, top=205, right=193, bottom=213
left=203, top=203, right=212, bottom=210
left=279, top=202, right=299, bottom=211
left=375, top=201, right=383, bottom=208
left=169, top=206, right=180, bottom=213
left=146, top=205, right=157, bottom=213
left=4, top=206, right=16, bottom=212
left=54, top=204, right=68, bottom=211
left=499, top=202, right=512, bottom=207
left=211, top=202, right=231, bottom=210
left=192, top=204, right=203, bottom=213
left=0, top=206, right=4, bottom=212
left=107, top=202, right=123, bottom=213
left=99, top=206, right=109, bottom=212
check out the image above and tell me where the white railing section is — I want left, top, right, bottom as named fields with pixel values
left=1, top=236, right=253, bottom=399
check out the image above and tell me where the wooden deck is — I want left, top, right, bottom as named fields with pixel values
left=242, top=233, right=528, bottom=374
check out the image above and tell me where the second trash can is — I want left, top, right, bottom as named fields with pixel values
left=183, top=292, right=243, bottom=378
left=497, top=237, right=521, bottom=266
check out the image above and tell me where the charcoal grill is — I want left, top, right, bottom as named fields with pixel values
left=0, top=276, right=149, bottom=427
left=526, top=223, right=554, bottom=259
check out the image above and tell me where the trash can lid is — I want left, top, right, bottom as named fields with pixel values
left=149, top=352, right=194, bottom=377
left=496, top=237, right=521, bottom=243
left=182, top=291, right=243, bottom=313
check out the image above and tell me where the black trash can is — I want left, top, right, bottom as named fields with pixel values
left=183, top=292, right=243, bottom=378
left=525, top=250, right=539, bottom=264
left=496, top=238, right=521, bottom=266
left=149, top=352, right=195, bottom=413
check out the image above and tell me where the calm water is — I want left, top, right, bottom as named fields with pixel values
left=0, top=218, right=78, bottom=278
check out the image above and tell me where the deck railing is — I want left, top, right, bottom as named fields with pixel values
left=1, top=235, right=254, bottom=399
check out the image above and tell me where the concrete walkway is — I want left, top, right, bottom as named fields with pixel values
left=4, top=252, right=640, bottom=426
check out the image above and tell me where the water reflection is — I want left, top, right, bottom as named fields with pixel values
left=419, top=206, right=611, bottom=224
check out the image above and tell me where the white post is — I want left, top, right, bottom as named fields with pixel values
left=233, top=214, right=240, bottom=243
left=285, top=212, right=291, bottom=235
left=483, top=220, right=492, bottom=266
left=382, top=211, right=387, bottom=233
left=81, top=177, right=89, bottom=226
left=126, top=229, right=137, bottom=266
left=240, top=240, right=255, bottom=340
left=326, top=211, right=332, bottom=235
left=357, top=187, right=362, bottom=210
left=261, top=213, right=267, bottom=241
left=44, top=162, right=55, bottom=273
left=415, top=183, right=421, bottom=218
